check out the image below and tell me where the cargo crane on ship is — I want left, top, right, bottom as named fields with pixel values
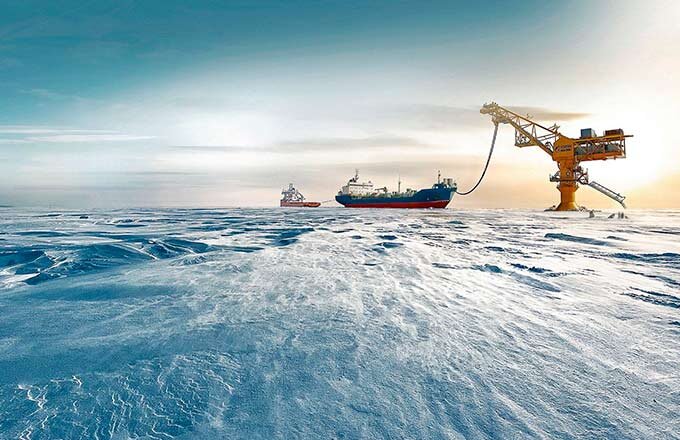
left=479, top=103, right=631, bottom=211
left=280, top=183, right=321, bottom=208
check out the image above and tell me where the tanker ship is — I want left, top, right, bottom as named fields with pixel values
left=335, top=170, right=456, bottom=208
left=280, top=183, right=321, bottom=207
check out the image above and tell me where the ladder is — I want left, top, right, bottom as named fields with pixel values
left=586, top=181, right=626, bottom=208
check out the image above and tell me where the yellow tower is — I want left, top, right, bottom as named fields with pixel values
left=480, top=103, right=631, bottom=211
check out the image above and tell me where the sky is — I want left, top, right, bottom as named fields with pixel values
left=0, top=0, right=678, bottom=208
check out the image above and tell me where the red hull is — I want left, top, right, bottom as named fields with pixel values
left=280, top=201, right=321, bottom=208
left=342, top=200, right=450, bottom=209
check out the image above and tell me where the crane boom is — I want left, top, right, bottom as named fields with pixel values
left=480, top=103, right=558, bottom=155
left=479, top=102, right=631, bottom=210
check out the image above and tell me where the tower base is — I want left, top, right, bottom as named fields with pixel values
left=554, top=183, right=578, bottom=211
left=554, top=201, right=580, bottom=211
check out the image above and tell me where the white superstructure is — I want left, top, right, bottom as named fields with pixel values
left=338, top=170, right=374, bottom=196
left=281, top=183, right=306, bottom=202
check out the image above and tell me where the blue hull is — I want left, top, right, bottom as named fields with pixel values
left=336, top=187, right=454, bottom=208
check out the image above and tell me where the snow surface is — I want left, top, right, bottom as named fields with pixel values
left=0, top=208, right=678, bottom=439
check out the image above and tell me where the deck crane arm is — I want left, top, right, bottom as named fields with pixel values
left=480, top=102, right=559, bottom=156
left=479, top=102, right=631, bottom=211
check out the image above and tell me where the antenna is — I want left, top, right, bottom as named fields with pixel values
left=398, top=174, right=401, bottom=193
left=437, top=170, right=441, bottom=184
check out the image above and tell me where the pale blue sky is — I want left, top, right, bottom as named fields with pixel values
left=1, top=0, right=678, bottom=207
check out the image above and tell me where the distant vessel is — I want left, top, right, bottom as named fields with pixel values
left=280, top=183, right=321, bottom=207
left=335, top=170, right=456, bottom=208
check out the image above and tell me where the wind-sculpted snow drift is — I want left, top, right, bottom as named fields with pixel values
left=0, top=208, right=678, bottom=439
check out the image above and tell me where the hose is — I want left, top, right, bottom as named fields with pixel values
left=455, top=122, right=499, bottom=195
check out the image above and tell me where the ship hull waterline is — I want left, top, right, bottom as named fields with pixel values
left=338, top=200, right=451, bottom=209
left=280, top=201, right=321, bottom=208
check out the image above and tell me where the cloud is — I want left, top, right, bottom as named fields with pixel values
left=0, top=126, right=154, bottom=143
left=173, top=135, right=431, bottom=154
left=0, top=138, right=29, bottom=144
left=381, top=104, right=588, bottom=131
left=171, top=145, right=251, bottom=153
left=275, top=104, right=490, bottom=133
left=28, top=134, right=156, bottom=143
left=277, top=135, right=430, bottom=152
left=0, top=125, right=111, bottom=134
left=383, top=104, right=488, bottom=131
left=505, top=106, right=589, bottom=121
left=122, top=171, right=203, bottom=176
